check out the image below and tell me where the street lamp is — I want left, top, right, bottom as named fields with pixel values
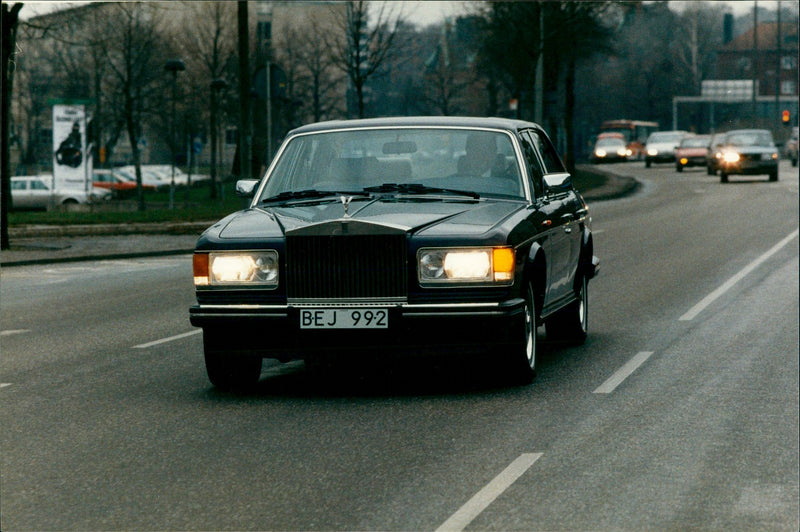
left=210, top=78, right=228, bottom=200
left=164, top=58, right=185, bottom=210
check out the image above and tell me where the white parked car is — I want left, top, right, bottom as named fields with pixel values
left=10, top=175, right=110, bottom=210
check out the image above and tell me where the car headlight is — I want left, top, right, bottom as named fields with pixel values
left=193, top=251, right=279, bottom=286
left=723, top=151, right=740, bottom=163
left=595, top=149, right=607, bottom=157
left=418, top=247, right=514, bottom=285
left=647, top=148, right=658, bottom=156
left=617, top=148, right=628, bottom=157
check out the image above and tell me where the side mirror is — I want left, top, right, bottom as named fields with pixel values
left=543, top=172, right=572, bottom=193
left=235, top=179, right=259, bottom=198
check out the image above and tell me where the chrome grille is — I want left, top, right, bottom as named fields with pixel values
left=286, top=234, right=407, bottom=299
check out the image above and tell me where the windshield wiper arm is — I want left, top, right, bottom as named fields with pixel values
left=260, top=189, right=370, bottom=204
left=363, top=183, right=480, bottom=199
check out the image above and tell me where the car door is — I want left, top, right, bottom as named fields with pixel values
left=10, top=179, right=31, bottom=209
left=519, top=130, right=565, bottom=308
left=526, top=129, right=582, bottom=306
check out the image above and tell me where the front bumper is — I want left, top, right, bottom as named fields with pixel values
left=190, top=299, right=527, bottom=359
left=720, top=159, right=777, bottom=175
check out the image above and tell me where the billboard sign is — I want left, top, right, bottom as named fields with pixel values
left=52, top=104, right=92, bottom=190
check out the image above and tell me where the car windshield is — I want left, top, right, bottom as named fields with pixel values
left=596, top=138, right=625, bottom=148
left=648, top=132, right=684, bottom=143
left=259, top=128, right=524, bottom=201
left=725, top=132, right=774, bottom=147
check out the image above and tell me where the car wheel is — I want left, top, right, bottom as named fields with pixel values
left=769, top=170, right=778, bottom=182
left=546, top=275, right=588, bottom=345
left=507, top=281, right=537, bottom=384
left=645, top=159, right=651, bottom=168
left=203, top=329, right=262, bottom=390
left=720, top=172, right=728, bottom=183
left=792, top=158, right=797, bottom=167
left=707, top=166, right=714, bottom=175
left=676, top=165, right=683, bottom=172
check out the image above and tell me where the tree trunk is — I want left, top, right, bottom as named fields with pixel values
left=1, top=3, right=23, bottom=250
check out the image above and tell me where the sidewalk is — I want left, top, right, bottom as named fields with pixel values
left=0, top=170, right=638, bottom=267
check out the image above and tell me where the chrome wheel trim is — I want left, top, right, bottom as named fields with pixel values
left=525, top=286, right=536, bottom=369
left=578, top=278, right=588, bottom=334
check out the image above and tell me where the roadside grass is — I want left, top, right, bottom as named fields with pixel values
left=9, top=167, right=609, bottom=226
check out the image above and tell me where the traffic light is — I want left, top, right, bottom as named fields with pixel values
left=782, top=109, right=791, bottom=125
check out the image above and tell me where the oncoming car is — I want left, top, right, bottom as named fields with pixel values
left=592, top=134, right=631, bottom=163
left=644, top=130, right=687, bottom=167
left=190, top=117, right=599, bottom=390
left=718, top=129, right=779, bottom=183
left=674, top=135, right=711, bottom=172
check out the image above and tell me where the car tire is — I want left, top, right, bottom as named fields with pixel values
left=707, top=166, right=714, bottom=175
left=545, top=275, right=588, bottom=345
left=720, top=172, right=728, bottom=183
left=506, top=281, right=537, bottom=384
left=676, top=165, right=683, bottom=172
left=792, top=158, right=797, bottom=167
left=203, top=329, right=262, bottom=390
left=645, top=159, right=651, bottom=168
left=769, top=171, right=778, bottom=182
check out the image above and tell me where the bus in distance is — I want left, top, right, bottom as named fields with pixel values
left=600, top=119, right=659, bottom=160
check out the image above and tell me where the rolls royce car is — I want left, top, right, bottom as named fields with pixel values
left=718, top=129, right=779, bottom=183
left=190, top=117, right=599, bottom=390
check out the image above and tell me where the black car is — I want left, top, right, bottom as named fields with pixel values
left=718, top=129, right=779, bottom=183
left=190, top=117, right=599, bottom=389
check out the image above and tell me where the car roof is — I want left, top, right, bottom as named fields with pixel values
left=288, top=116, right=542, bottom=136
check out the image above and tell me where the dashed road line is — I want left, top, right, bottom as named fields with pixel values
left=436, top=453, right=543, bottom=532
left=0, top=383, right=12, bottom=389
left=133, top=330, right=201, bottom=349
left=593, top=351, right=654, bottom=394
left=680, top=229, right=799, bottom=321
left=0, top=329, right=31, bottom=337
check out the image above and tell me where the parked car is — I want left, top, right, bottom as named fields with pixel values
left=92, top=169, right=157, bottom=198
left=190, top=116, right=599, bottom=390
left=785, top=126, right=798, bottom=167
left=718, top=129, right=779, bottom=183
left=114, top=166, right=170, bottom=191
left=706, top=132, right=727, bottom=175
left=675, top=135, right=711, bottom=172
left=592, top=135, right=631, bottom=163
left=10, top=175, right=109, bottom=210
left=144, top=165, right=210, bottom=187
left=644, top=130, right=688, bottom=167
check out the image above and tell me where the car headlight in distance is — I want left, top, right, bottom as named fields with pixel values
left=193, top=251, right=279, bottom=286
left=722, top=151, right=740, bottom=163
left=595, top=149, right=607, bottom=157
left=617, top=148, right=628, bottom=157
left=418, top=247, right=514, bottom=285
left=647, top=148, right=658, bottom=156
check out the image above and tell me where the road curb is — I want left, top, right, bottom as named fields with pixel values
left=8, top=221, right=212, bottom=239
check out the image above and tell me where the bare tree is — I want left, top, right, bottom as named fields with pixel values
left=97, top=2, right=171, bottom=211
left=327, top=1, right=406, bottom=118
left=179, top=1, right=237, bottom=198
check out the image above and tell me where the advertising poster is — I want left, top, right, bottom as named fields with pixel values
left=52, top=104, right=92, bottom=190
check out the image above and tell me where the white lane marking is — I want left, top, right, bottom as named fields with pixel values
left=680, top=229, right=799, bottom=321
left=0, top=329, right=31, bottom=337
left=0, top=383, right=12, bottom=389
left=593, top=351, right=654, bottom=394
left=133, top=330, right=202, bottom=349
left=436, top=453, right=543, bottom=532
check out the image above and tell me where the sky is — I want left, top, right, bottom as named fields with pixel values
left=16, top=1, right=790, bottom=25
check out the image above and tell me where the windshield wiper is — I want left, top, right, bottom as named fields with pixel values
left=363, top=183, right=480, bottom=199
left=260, top=189, right=370, bottom=204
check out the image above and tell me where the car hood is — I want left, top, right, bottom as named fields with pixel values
left=204, top=197, right=526, bottom=242
left=647, top=141, right=679, bottom=150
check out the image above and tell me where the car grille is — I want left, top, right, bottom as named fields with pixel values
left=286, top=234, right=408, bottom=300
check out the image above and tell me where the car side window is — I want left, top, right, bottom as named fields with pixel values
left=529, top=129, right=566, bottom=174
left=31, top=179, right=48, bottom=190
left=519, top=131, right=544, bottom=198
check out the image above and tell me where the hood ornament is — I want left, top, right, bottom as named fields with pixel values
left=340, top=195, right=353, bottom=218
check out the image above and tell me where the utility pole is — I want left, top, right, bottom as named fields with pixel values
left=238, top=1, right=252, bottom=180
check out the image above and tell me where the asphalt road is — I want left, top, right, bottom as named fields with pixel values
left=1, top=160, right=798, bottom=531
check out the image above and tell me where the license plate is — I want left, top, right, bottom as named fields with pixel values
left=300, top=308, right=388, bottom=329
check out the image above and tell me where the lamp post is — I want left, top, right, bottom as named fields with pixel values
left=210, top=78, right=228, bottom=200
left=164, top=58, right=185, bottom=210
